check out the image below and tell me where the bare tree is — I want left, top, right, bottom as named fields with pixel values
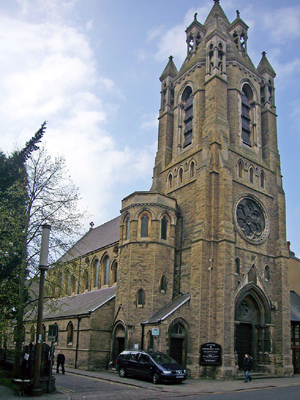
left=13, top=145, right=87, bottom=376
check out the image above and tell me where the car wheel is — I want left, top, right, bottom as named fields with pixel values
left=152, top=373, right=160, bottom=384
left=119, top=367, right=126, bottom=378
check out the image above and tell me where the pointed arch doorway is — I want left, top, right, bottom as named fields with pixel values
left=235, top=284, right=271, bottom=370
left=112, top=323, right=125, bottom=366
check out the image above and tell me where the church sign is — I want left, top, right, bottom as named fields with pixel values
left=200, top=343, right=222, bottom=365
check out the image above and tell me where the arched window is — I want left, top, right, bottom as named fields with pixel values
left=83, top=270, right=89, bottom=291
left=168, top=173, right=173, bottom=189
left=137, top=289, right=145, bottom=308
left=66, top=273, right=70, bottom=295
left=182, top=86, right=193, bottom=148
left=235, top=258, right=240, bottom=275
left=125, top=216, right=130, bottom=240
left=67, top=322, right=73, bottom=345
left=264, top=265, right=270, bottom=281
left=112, top=261, right=118, bottom=283
left=141, top=214, right=149, bottom=238
left=58, top=273, right=63, bottom=296
left=160, top=275, right=167, bottom=293
left=178, top=167, right=183, bottom=184
left=171, top=322, right=185, bottom=335
left=238, top=160, right=243, bottom=178
left=70, top=275, right=76, bottom=294
left=103, top=256, right=110, bottom=285
left=190, top=161, right=195, bottom=178
left=93, top=259, right=99, bottom=288
left=249, top=167, right=254, bottom=183
left=260, top=171, right=265, bottom=188
left=161, top=216, right=168, bottom=240
left=241, top=85, right=253, bottom=146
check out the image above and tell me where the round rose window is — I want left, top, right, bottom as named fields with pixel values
left=235, top=197, right=268, bottom=243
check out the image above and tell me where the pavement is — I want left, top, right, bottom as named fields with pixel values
left=2, top=368, right=300, bottom=399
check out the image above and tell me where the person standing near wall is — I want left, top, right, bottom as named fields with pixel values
left=56, top=351, right=65, bottom=374
left=243, top=354, right=253, bottom=382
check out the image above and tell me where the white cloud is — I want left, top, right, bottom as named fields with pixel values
left=262, top=6, right=300, bottom=42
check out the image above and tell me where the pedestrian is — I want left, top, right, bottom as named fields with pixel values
left=56, top=351, right=65, bottom=374
left=243, top=353, right=253, bottom=382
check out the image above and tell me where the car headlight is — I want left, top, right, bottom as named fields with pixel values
left=162, top=370, right=172, bottom=374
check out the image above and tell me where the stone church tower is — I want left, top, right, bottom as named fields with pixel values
left=114, top=1, right=293, bottom=379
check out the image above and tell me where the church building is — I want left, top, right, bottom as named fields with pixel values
left=23, top=1, right=294, bottom=379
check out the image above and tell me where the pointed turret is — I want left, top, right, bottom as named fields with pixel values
left=204, top=0, right=230, bottom=31
left=185, top=13, right=206, bottom=58
left=257, top=51, right=276, bottom=78
left=160, top=55, right=178, bottom=82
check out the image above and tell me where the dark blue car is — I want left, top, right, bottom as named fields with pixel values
left=116, top=350, right=187, bottom=384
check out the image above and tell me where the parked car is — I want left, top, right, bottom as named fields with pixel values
left=116, top=350, right=187, bottom=384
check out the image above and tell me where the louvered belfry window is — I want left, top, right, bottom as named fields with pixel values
left=241, top=92, right=251, bottom=146
left=183, top=95, right=193, bottom=148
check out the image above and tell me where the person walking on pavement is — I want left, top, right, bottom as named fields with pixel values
left=243, top=353, right=253, bottom=382
left=56, top=351, right=65, bottom=374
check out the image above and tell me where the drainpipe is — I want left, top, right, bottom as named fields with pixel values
left=75, top=317, right=81, bottom=369
left=141, top=323, right=145, bottom=350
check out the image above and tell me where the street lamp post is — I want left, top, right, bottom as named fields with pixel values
left=32, top=224, right=51, bottom=394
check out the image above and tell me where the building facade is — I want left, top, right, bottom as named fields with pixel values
left=16, top=1, right=294, bottom=379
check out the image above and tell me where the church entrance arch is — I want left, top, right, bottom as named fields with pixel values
left=169, top=319, right=188, bottom=367
left=235, top=284, right=271, bottom=370
left=112, top=323, right=125, bottom=366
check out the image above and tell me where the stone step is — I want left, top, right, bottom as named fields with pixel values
left=236, top=371, right=277, bottom=380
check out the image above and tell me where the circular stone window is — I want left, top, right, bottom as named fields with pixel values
left=235, top=196, right=269, bottom=244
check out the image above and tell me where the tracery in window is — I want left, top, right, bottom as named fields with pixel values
left=182, top=86, right=193, bottom=148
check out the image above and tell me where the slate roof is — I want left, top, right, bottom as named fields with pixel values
left=58, top=216, right=121, bottom=263
left=290, top=290, right=300, bottom=322
left=142, top=293, right=190, bottom=324
left=25, top=286, right=116, bottom=321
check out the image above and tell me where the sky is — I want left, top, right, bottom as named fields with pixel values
left=1, top=0, right=300, bottom=257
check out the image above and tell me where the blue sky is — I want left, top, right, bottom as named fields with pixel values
left=1, top=0, right=300, bottom=256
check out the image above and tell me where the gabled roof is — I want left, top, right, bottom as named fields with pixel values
left=25, top=286, right=117, bottom=321
left=58, top=216, right=121, bottom=263
left=290, top=290, right=300, bottom=322
left=142, top=293, right=190, bottom=324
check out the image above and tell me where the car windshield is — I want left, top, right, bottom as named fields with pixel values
left=151, top=353, right=177, bottom=365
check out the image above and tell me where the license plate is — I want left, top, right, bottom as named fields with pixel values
left=176, top=375, right=184, bottom=378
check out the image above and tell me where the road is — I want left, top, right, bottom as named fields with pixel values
left=55, top=372, right=300, bottom=400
